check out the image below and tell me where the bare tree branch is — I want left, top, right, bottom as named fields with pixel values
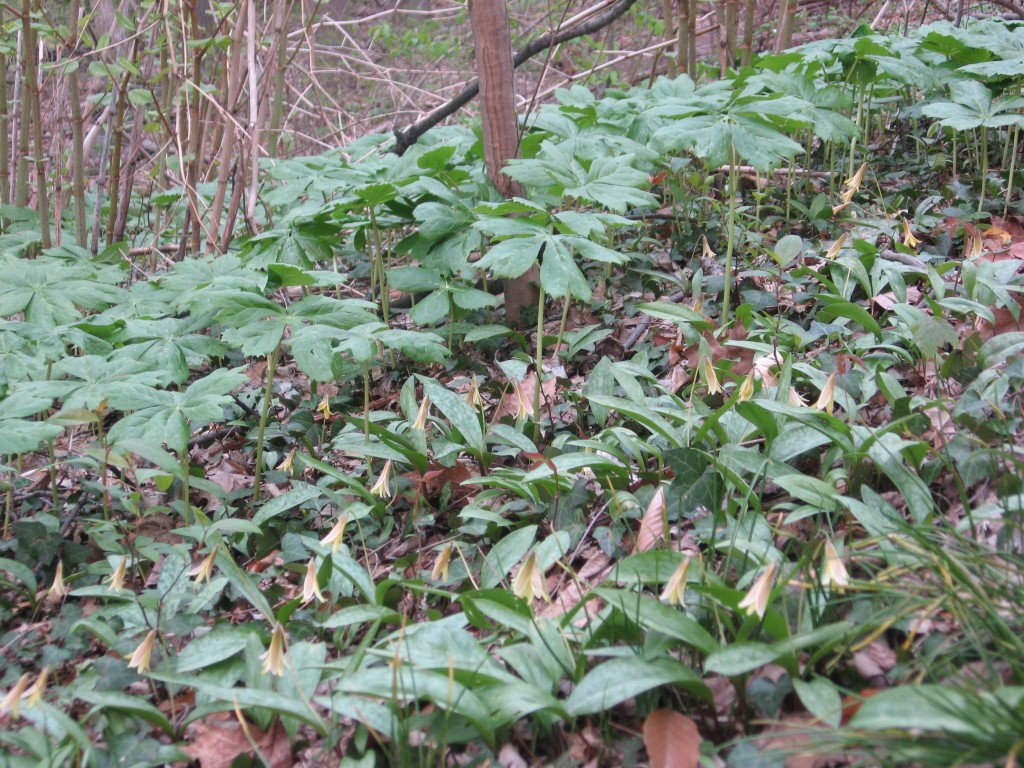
left=392, top=0, right=639, bottom=155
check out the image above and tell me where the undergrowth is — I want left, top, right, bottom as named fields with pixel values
left=1, top=16, right=1024, bottom=768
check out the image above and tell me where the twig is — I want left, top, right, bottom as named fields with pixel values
left=622, top=290, right=686, bottom=351
left=392, top=0, right=640, bottom=155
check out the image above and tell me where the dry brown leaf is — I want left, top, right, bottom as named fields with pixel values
left=643, top=708, right=701, bottom=768
left=183, top=714, right=291, bottom=768
left=634, top=485, right=667, bottom=553
left=497, top=742, right=529, bottom=768
left=756, top=714, right=854, bottom=768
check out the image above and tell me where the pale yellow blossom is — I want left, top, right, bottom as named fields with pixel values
left=902, top=218, right=920, bottom=249
left=815, top=371, right=837, bottom=414
left=276, top=449, right=295, bottom=472
left=466, top=374, right=483, bottom=408
left=320, top=513, right=349, bottom=553
left=833, top=163, right=868, bottom=214
left=431, top=543, right=453, bottom=582
left=191, top=547, right=217, bottom=584
left=108, top=558, right=127, bottom=592
left=964, top=227, right=983, bottom=260
left=48, top=562, right=67, bottom=599
left=824, top=233, right=848, bottom=260
left=512, top=378, right=535, bottom=419
left=0, top=674, right=30, bottom=718
left=513, top=551, right=550, bottom=603
left=316, top=394, right=332, bottom=419
left=738, top=560, right=779, bottom=619
left=700, top=357, right=722, bottom=395
left=261, top=623, right=286, bottom=676
left=23, top=668, right=48, bottom=707
left=302, top=557, right=325, bottom=604
left=659, top=557, right=691, bottom=606
left=822, top=539, right=849, bottom=590
left=413, top=396, right=431, bottom=430
left=370, top=460, right=393, bottom=498
left=127, top=630, right=157, bottom=674
left=789, top=387, right=807, bottom=407
left=738, top=370, right=756, bottom=402
left=701, top=235, right=716, bottom=259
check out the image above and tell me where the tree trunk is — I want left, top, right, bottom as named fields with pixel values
left=468, top=0, right=538, bottom=326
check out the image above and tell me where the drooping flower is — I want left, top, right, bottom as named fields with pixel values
left=316, top=394, right=332, bottom=419
left=108, top=558, right=127, bottom=592
left=413, top=396, right=431, bottom=430
left=369, top=460, right=393, bottom=498
left=963, top=226, right=983, bottom=260
left=659, top=557, right=691, bottom=606
left=431, top=543, right=453, bottom=582
left=48, top=562, right=67, bottom=599
left=0, top=674, right=31, bottom=718
left=23, top=668, right=48, bottom=707
left=261, top=623, right=286, bottom=676
left=512, top=378, right=535, bottom=419
left=824, top=233, right=848, bottom=260
left=692, top=292, right=705, bottom=315
left=513, top=551, right=550, bottom=603
left=738, top=370, right=756, bottom=402
left=815, top=371, right=837, bottom=414
left=127, top=630, right=158, bottom=674
left=789, top=387, right=807, bottom=407
left=738, top=560, right=779, bottom=619
left=320, top=513, right=349, bottom=553
left=832, top=162, right=869, bottom=214
left=302, top=557, right=325, bottom=604
left=700, top=357, right=722, bottom=395
left=701, top=235, right=716, bottom=260
left=822, top=539, right=849, bottom=590
left=466, top=374, right=483, bottom=408
left=191, top=546, right=218, bottom=584
left=276, top=449, right=295, bottom=472
left=902, top=218, right=921, bottom=249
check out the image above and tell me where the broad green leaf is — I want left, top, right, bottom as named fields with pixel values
left=850, top=685, right=1024, bottom=734
left=595, top=588, right=717, bottom=654
left=418, top=376, right=484, bottom=454
left=76, top=690, right=173, bottom=734
left=793, top=677, right=843, bottom=728
left=567, top=656, right=708, bottom=715
left=480, top=525, right=537, bottom=589
left=705, top=642, right=783, bottom=676
left=252, top=483, right=325, bottom=526
left=176, top=625, right=254, bottom=673
left=338, top=665, right=495, bottom=746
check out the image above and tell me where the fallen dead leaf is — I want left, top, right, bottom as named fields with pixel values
left=643, top=709, right=701, bottom=768
left=635, top=486, right=667, bottom=553
left=183, top=713, right=291, bottom=768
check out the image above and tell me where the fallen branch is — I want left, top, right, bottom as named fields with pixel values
left=392, top=0, right=639, bottom=155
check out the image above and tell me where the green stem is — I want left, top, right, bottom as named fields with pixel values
left=363, top=361, right=371, bottom=441
left=181, top=452, right=192, bottom=525
left=554, top=295, right=571, bottom=360
left=723, top=145, right=739, bottom=323
left=3, top=456, right=14, bottom=539
left=1005, top=119, right=1020, bottom=217
left=368, top=207, right=389, bottom=321
left=251, top=345, right=281, bottom=503
left=979, top=125, right=989, bottom=213
left=534, top=283, right=546, bottom=426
